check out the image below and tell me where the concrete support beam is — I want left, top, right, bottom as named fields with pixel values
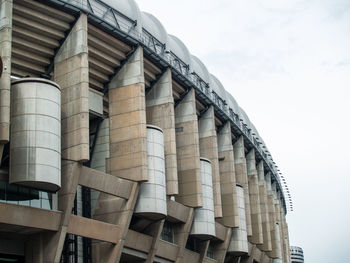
left=246, top=149, right=263, bottom=244
left=54, top=13, right=89, bottom=162
left=146, top=68, right=178, bottom=195
left=213, top=227, right=232, bottom=263
left=78, top=166, right=133, bottom=199
left=156, top=240, right=179, bottom=261
left=198, top=240, right=210, bottom=262
left=144, top=219, right=165, bottom=263
left=43, top=161, right=81, bottom=263
left=233, top=136, right=252, bottom=236
left=67, top=215, right=121, bottom=243
left=174, top=207, right=195, bottom=263
left=198, top=106, right=222, bottom=218
left=217, top=122, right=239, bottom=227
left=0, top=0, right=12, bottom=144
left=96, top=182, right=139, bottom=263
left=167, top=199, right=192, bottom=223
left=107, top=46, right=147, bottom=182
left=257, top=161, right=272, bottom=252
left=0, top=202, right=61, bottom=231
left=175, top=88, right=202, bottom=207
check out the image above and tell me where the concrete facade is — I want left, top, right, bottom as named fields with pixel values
left=0, top=0, right=290, bottom=262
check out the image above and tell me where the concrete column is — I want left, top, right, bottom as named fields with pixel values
left=144, top=219, right=165, bottom=263
left=0, top=0, right=12, bottom=144
left=246, top=149, right=263, bottom=244
left=43, top=161, right=81, bottom=263
left=283, top=221, right=291, bottom=263
left=198, top=240, right=210, bottom=263
left=233, top=136, right=252, bottom=236
left=280, top=206, right=288, bottom=263
left=257, top=161, right=272, bottom=252
left=274, top=191, right=284, bottom=263
left=265, top=173, right=278, bottom=259
left=54, top=13, right=89, bottom=162
left=174, top=207, right=195, bottom=263
left=272, top=183, right=282, bottom=262
left=107, top=46, right=147, bottom=182
left=217, top=122, right=239, bottom=227
left=146, top=68, right=178, bottom=195
left=175, top=88, right=202, bottom=207
left=198, top=106, right=222, bottom=218
left=212, top=227, right=232, bottom=263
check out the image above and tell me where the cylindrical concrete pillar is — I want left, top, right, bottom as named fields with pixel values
left=190, top=157, right=216, bottom=239
left=227, top=184, right=249, bottom=255
left=10, top=78, right=61, bottom=192
left=135, top=125, right=167, bottom=219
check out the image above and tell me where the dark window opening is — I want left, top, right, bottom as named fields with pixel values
left=160, top=221, right=174, bottom=243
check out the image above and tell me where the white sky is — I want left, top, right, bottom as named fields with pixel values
left=136, top=0, right=350, bottom=262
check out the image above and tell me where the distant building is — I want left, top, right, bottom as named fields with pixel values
left=290, top=246, right=304, bottom=263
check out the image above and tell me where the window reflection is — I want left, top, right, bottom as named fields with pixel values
left=0, top=180, right=54, bottom=210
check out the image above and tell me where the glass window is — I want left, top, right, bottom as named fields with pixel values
left=206, top=243, right=214, bottom=259
left=0, top=180, right=54, bottom=210
left=160, top=221, right=174, bottom=243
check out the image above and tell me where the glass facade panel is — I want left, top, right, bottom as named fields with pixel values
left=160, top=221, right=174, bottom=243
left=0, top=180, right=55, bottom=210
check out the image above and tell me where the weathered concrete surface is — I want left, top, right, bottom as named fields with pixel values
left=146, top=68, right=178, bottom=195
left=217, top=122, right=239, bottom=227
left=175, top=88, right=202, bottom=207
left=257, top=161, right=272, bottom=252
left=246, top=149, right=263, bottom=245
left=266, top=173, right=278, bottom=259
left=198, top=106, right=222, bottom=218
left=107, top=46, right=147, bottom=182
left=54, top=13, right=89, bottom=162
left=0, top=0, right=12, bottom=143
left=233, top=136, right=252, bottom=236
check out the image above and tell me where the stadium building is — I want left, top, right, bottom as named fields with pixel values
left=290, top=246, right=304, bottom=263
left=0, top=0, right=292, bottom=262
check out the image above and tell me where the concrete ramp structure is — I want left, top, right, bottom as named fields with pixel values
left=0, top=0, right=292, bottom=262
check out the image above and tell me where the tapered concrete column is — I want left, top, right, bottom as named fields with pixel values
left=175, top=88, right=202, bottom=207
left=271, top=183, right=282, bottom=262
left=280, top=206, right=288, bottom=263
left=265, top=173, right=278, bottom=259
left=257, top=161, right=272, bottom=252
left=274, top=190, right=284, bottom=263
left=107, top=46, right=147, bottom=182
left=0, top=0, right=12, bottom=144
left=146, top=68, right=178, bottom=195
left=54, top=13, right=89, bottom=162
left=283, top=220, right=291, bottom=263
left=246, top=149, right=263, bottom=244
left=233, top=136, right=252, bottom=236
left=217, top=122, right=239, bottom=227
left=198, top=106, right=222, bottom=218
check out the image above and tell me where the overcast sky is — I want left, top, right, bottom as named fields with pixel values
left=136, top=0, right=350, bottom=262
